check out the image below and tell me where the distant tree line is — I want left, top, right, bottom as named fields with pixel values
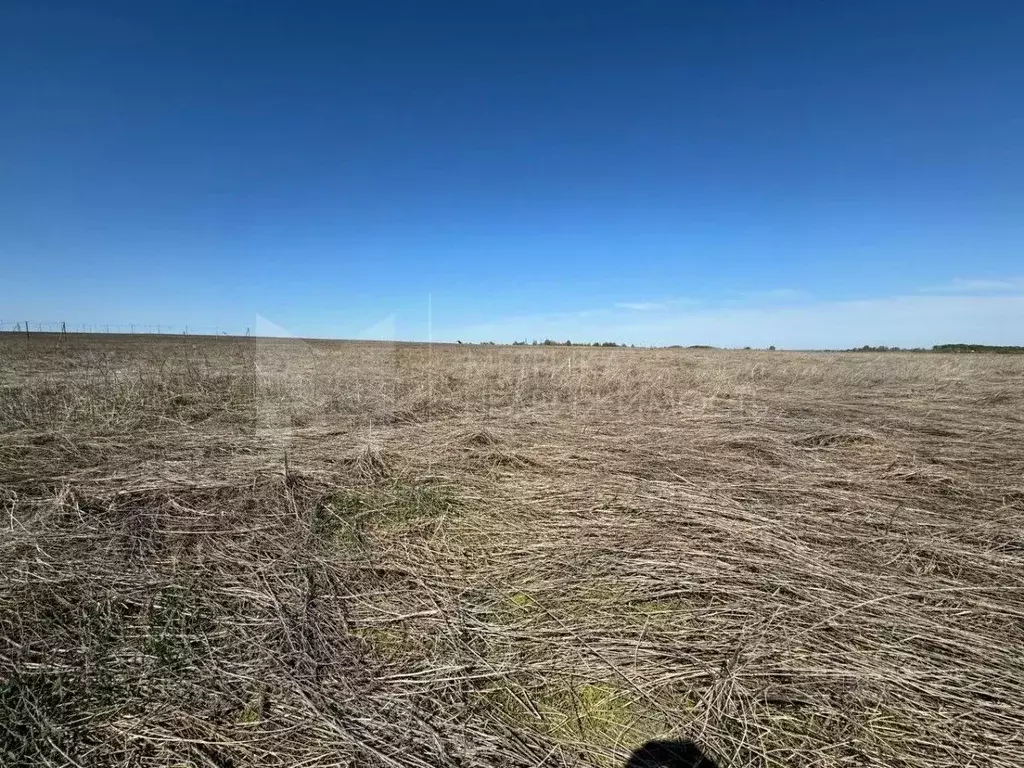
left=511, top=339, right=632, bottom=347
left=847, top=345, right=929, bottom=352
left=500, top=340, right=1023, bottom=353
left=847, top=344, right=1024, bottom=354
left=931, top=344, right=1024, bottom=354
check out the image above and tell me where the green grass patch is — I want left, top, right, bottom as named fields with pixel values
left=383, top=482, right=460, bottom=526
left=314, top=488, right=368, bottom=550
left=351, top=626, right=415, bottom=662
left=482, top=679, right=674, bottom=766
left=317, top=480, right=461, bottom=549
left=509, top=591, right=533, bottom=609
left=630, top=596, right=689, bottom=618
left=236, top=683, right=270, bottom=725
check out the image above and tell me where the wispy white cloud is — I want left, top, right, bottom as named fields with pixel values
left=614, top=301, right=666, bottom=311
left=920, top=277, right=1024, bottom=294
left=440, top=293, right=1024, bottom=349
left=718, top=287, right=812, bottom=308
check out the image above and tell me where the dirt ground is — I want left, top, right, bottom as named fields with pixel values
left=2, top=333, right=1023, bottom=767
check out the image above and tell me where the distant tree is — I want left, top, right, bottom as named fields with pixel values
left=768, top=345, right=776, bottom=351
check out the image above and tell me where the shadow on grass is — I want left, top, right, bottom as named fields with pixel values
left=626, top=740, right=719, bottom=768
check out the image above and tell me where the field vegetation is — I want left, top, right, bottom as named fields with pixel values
left=1, top=333, right=1023, bottom=767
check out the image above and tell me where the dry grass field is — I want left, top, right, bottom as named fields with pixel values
left=2, top=333, right=1023, bottom=767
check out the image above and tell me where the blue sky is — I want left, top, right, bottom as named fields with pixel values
left=3, top=1, right=1023, bottom=347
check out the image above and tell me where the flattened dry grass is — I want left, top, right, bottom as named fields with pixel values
left=1, top=333, right=1023, bottom=767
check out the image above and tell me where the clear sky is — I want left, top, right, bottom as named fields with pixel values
left=3, top=1, right=1023, bottom=347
